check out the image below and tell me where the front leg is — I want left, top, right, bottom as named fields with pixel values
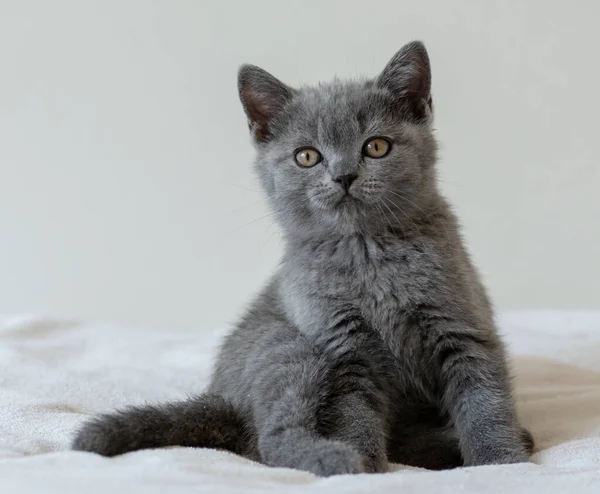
left=284, top=288, right=392, bottom=473
left=251, top=332, right=366, bottom=477
left=422, top=313, right=532, bottom=466
left=312, top=313, right=392, bottom=473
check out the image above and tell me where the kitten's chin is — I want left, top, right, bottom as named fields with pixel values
left=323, top=201, right=375, bottom=235
left=305, top=194, right=380, bottom=235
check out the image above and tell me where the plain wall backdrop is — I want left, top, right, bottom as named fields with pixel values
left=1, top=0, right=599, bottom=331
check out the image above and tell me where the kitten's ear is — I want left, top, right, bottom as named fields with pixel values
left=238, top=65, right=296, bottom=143
left=377, top=41, right=432, bottom=121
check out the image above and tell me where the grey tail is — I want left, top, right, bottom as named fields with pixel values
left=72, top=393, right=255, bottom=458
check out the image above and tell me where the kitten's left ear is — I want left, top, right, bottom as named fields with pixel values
left=377, top=41, right=433, bottom=121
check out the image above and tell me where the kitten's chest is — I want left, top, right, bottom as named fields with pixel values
left=284, top=235, right=446, bottom=398
left=350, top=240, right=443, bottom=329
left=296, top=235, right=445, bottom=330
left=351, top=244, right=443, bottom=389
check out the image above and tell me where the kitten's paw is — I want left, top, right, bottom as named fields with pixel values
left=363, top=453, right=389, bottom=473
left=488, top=451, right=531, bottom=465
left=465, top=446, right=531, bottom=466
left=520, top=426, right=535, bottom=454
left=298, top=441, right=365, bottom=477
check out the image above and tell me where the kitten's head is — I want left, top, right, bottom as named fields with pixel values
left=238, top=41, right=438, bottom=238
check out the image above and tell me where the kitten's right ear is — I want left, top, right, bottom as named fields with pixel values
left=238, top=65, right=295, bottom=143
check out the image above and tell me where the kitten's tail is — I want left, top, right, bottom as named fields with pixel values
left=72, top=393, right=255, bottom=458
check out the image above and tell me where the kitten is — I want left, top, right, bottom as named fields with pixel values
left=72, top=41, right=533, bottom=476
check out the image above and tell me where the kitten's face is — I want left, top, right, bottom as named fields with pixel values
left=239, top=42, right=437, bottom=237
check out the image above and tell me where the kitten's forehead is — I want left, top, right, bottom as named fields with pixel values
left=285, top=79, right=384, bottom=146
left=301, top=79, right=372, bottom=109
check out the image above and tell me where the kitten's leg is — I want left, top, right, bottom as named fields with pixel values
left=252, top=330, right=366, bottom=477
left=386, top=394, right=532, bottom=470
left=316, top=316, right=391, bottom=473
left=386, top=402, right=464, bottom=469
left=325, top=393, right=388, bottom=473
left=420, top=312, right=531, bottom=466
left=387, top=425, right=463, bottom=470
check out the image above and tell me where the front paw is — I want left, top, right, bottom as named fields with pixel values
left=465, top=443, right=531, bottom=466
left=298, top=441, right=365, bottom=477
left=520, top=426, right=535, bottom=454
left=482, top=450, right=530, bottom=465
left=363, top=452, right=389, bottom=473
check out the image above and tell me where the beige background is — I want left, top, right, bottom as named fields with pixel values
left=1, top=0, right=598, bottom=331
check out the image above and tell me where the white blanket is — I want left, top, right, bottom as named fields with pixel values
left=1, top=311, right=599, bottom=493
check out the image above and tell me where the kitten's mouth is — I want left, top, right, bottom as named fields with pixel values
left=336, top=193, right=354, bottom=204
left=334, top=192, right=361, bottom=209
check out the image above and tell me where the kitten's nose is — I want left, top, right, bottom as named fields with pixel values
left=333, top=173, right=358, bottom=192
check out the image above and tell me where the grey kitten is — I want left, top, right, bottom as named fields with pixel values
left=72, top=41, right=533, bottom=476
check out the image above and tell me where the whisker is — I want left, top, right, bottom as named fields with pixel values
left=386, top=190, right=427, bottom=216
left=386, top=190, right=451, bottom=241
left=227, top=198, right=265, bottom=214
left=383, top=196, right=421, bottom=235
left=227, top=210, right=280, bottom=235
left=383, top=196, right=444, bottom=270
left=379, top=198, right=407, bottom=239
left=260, top=225, right=282, bottom=251
left=374, top=201, right=390, bottom=230
left=226, top=183, right=261, bottom=193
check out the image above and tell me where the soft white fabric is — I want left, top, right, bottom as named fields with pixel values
left=1, top=311, right=599, bottom=493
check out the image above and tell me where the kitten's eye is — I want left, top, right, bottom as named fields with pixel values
left=363, top=138, right=391, bottom=158
left=294, top=147, right=322, bottom=168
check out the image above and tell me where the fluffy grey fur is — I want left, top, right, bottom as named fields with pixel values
left=72, top=41, right=533, bottom=476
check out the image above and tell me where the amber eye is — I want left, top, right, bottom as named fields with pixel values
left=294, top=147, right=322, bottom=168
left=363, top=137, right=391, bottom=158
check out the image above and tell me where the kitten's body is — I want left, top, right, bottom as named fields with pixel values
left=73, top=42, right=533, bottom=475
